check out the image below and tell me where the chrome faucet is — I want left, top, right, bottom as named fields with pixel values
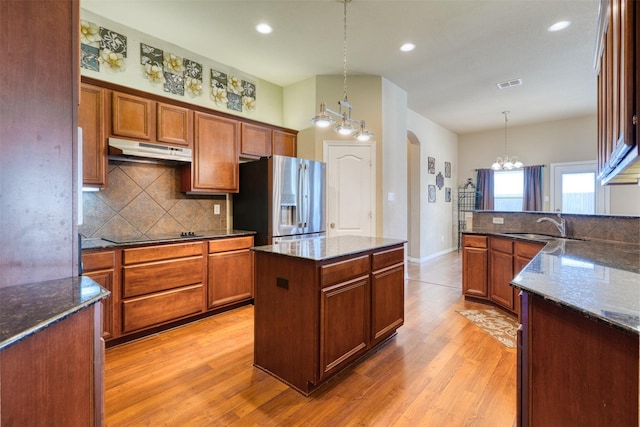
left=536, top=214, right=566, bottom=238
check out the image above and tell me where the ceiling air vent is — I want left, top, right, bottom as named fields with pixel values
left=497, top=78, right=523, bottom=89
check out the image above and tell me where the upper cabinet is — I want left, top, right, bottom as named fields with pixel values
left=240, top=122, right=272, bottom=158
left=79, top=83, right=107, bottom=188
left=595, top=0, right=639, bottom=184
left=273, top=129, right=297, bottom=157
left=111, top=91, right=193, bottom=148
left=181, top=112, right=239, bottom=193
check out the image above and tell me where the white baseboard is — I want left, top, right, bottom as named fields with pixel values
left=407, top=247, right=457, bottom=264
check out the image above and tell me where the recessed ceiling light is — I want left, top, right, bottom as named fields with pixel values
left=256, top=23, right=273, bottom=34
left=400, top=43, right=415, bottom=52
left=548, top=20, right=571, bottom=32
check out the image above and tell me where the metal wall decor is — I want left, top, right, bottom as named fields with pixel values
left=445, top=187, right=451, bottom=202
left=436, top=172, right=445, bottom=190
left=80, top=16, right=256, bottom=112
left=428, top=157, right=436, bottom=174
left=428, top=185, right=436, bottom=203
left=445, top=161, right=451, bottom=178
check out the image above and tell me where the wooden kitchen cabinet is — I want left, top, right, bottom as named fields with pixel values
left=489, top=237, right=515, bottom=311
left=111, top=91, right=153, bottom=141
left=207, top=236, right=254, bottom=308
left=156, top=102, right=192, bottom=147
left=370, top=246, right=405, bottom=345
left=181, top=112, right=239, bottom=193
left=462, top=234, right=488, bottom=298
left=121, top=242, right=204, bottom=333
left=519, top=291, right=638, bottom=426
left=79, top=83, right=107, bottom=188
left=513, top=240, right=544, bottom=317
left=595, top=0, right=638, bottom=184
left=319, top=255, right=370, bottom=379
left=240, top=122, right=272, bottom=158
left=82, top=250, right=118, bottom=340
left=272, top=129, right=297, bottom=157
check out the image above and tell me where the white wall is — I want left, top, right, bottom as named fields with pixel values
left=457, top=114, right=640, bottom=215
left=407, top=110, right=459, bottom=261
left=381, top=78, right=408, bottom=240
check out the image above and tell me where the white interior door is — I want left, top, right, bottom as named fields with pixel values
left=324, top=141, right=376, bottom=237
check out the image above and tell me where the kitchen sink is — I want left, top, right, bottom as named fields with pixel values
left=506, top=233, right=558, bottom=241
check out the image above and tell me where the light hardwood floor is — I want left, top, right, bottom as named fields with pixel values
left=104, top=251, right=517, bottom=426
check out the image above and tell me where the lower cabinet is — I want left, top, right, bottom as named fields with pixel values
left=462, top=234, right=488, bottom=297
left=371, top=247, right=405, bottom=345
left=463, top=233, right=543, bottom=316
left=489, top=237, right=515, bottom=310
left=207, top=236, right=254, bottom=308
left=121, top=242, right=204, bottom=333
left=82, top=235, right=256, bottom=343
left=82, top=250, right=117, bottom=339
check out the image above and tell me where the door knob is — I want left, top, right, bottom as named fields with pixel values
left=330, top=223, right=335, bottom=228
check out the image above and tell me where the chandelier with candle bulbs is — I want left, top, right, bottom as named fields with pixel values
left=310, top=0, right=373, bottom=142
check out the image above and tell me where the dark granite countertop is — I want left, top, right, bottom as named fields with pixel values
left=463, top=230, right=639, bottom=334
left=251, top=235, right=406, bottom=261
left=0, top=276, right=110, bottom=350
left=81, top=229, right=256, bottom=250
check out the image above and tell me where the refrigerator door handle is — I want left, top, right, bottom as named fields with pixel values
left=297, top=163, right=304, bottom=227
left=303, top=163, right=310, bottom=227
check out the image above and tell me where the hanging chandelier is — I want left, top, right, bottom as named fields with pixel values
left=310, top=0, right=373, bottom=142
left=491, top=111, right=523, bottom=170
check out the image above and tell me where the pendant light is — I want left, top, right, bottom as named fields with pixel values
left=310, top=0, right=373, bottom=141
left=491, top=111, right=523, bottom=170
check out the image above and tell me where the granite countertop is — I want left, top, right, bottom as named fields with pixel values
left=251, top=235, right=407, bottom=261
left=0, top=276, right=110, bottom=350
left=82, top=229, right=256, bottom=250
left=463, top=231, right=639, bottom=335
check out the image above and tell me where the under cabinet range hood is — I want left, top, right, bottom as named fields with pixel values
left=108, top=138, right=192, bottom=163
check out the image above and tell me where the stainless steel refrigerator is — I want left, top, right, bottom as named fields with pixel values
left=233, top=155, right=326, bottom=245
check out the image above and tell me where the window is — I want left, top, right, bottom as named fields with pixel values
left=494, top=170, right=523, bottom=211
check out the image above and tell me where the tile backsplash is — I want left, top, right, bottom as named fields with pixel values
left=80, top=161, right=227, bottom=239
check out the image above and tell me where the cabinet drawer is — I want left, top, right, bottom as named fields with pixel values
left=82, top=250, right=115, bottom=271
left=123, top=242, right=203, bottom=265
left=490, top=237, right=513, bottom=254
left=122, top=284, right=203, bottom=333
left=321, top=255, right=370, bottom=288
left=372, top=246, right=404, bottom=271
left=208, top=236, right=254, bottom=253
left=463, top=235, right=487, bottom=249
left=515, top=241, right=544, bottom=259
left=123, top=256, right=203, bottom=297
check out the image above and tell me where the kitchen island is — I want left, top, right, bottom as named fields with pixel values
left=252, top=236, right=406, bottom=395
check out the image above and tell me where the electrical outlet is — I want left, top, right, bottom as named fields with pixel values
left=214, top=204, right=221, bottom=215
left=492, top=217, right=504, bottom=224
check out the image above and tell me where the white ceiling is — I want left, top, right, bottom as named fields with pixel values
left=82, top=0, right=601, bottom=134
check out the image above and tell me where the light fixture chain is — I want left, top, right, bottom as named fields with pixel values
left=503, top=110, right=509, bottom=156
left=342, top=0, right=348, bottom=103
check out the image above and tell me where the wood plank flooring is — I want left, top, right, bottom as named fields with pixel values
left=105, top=251, right=517, bottom=426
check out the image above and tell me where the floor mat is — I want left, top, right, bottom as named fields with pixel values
left=457, top=308, right=518, bottom=348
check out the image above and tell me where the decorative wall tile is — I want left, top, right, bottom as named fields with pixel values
left=227, top=92, right=242, bottom=112
left=164, top=71, right=185, bottom=95
left=80, top=44, right=100, bottom=71
left=100, top=27, right=127, bottom=57
left=80, top=163, right=227, bottom=239
left=445, top=187, right=452, bottom=202
left=428, top=185, right=436, bottom=203
left=428, top=157, right=435, bottom=174
left=436, top=172, right=444, bottom=189
left=141, top=43, right=164, bottom=84
left=211, top=69, right=228, bottom=107
left=445, top=161, right=451, bottom=178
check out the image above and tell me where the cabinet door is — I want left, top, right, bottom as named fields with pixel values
left=79, top=84, right=107, bottom=187
left=157, top=102, right=192, bottom=147
left=183, top=112, right=239, bottom=193
left=371, top=263, right=404, bottom=345
left=111, top=91, right=153, bottom=140
left=208, top=249, right=253, bottom=308
left=490, top=246, right=514, bottom=310
left=241, top=122, right=272, bottom=158
left=462, top=247, right=488, bottom=297
left=273, top=129, right=297, bottom=157
left=84, top=269, right=114, bottom=340
left=319, top=275, right=369, bottom=379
